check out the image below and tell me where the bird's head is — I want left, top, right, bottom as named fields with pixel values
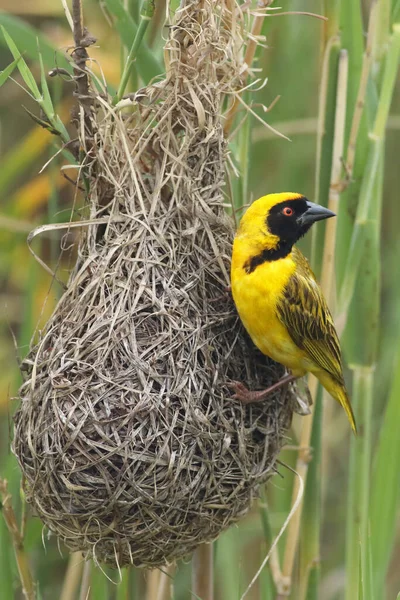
left=236, top=193, right=335, bottom=260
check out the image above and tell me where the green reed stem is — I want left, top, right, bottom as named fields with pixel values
left=114, top=0, right=155, bottom=103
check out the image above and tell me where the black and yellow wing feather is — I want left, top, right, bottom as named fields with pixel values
left=276, top=248, right=343, bottom=385
left=276, top=248, right=356, bottom=431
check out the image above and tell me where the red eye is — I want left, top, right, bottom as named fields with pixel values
left=283, top=207, right=294, bottom=216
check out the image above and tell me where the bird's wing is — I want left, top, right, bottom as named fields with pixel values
left=276, top=251, right=343, bottom=382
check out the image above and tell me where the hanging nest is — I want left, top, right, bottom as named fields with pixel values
left=13, top=0, right=307, bottom=569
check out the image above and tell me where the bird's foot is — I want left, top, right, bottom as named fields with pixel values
left=228, top=373, right=297, bottom=405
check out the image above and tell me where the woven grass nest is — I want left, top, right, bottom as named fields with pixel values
left=13, top=0, right=307, bottom=569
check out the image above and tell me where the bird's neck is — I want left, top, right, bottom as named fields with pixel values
left=232, top=234, right=294, bottom=275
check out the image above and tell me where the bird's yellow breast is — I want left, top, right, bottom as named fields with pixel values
left=231, top=237, right=306, bottom=373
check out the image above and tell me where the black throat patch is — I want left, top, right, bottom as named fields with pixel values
left=244, top=240, right=292, bottom=274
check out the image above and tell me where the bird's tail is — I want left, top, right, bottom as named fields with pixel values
left=334, top=386, right=357, bottom=434
left=317, top=372, right=357, bottom=433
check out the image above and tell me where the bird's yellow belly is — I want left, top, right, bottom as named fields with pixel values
left=232, top=266, right=309, bottom=376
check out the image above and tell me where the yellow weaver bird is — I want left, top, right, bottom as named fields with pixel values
left=230, top=192, right=356, bottom=432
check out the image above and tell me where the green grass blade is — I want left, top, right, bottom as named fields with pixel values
left=369, top=348, right=400, bottom=597
left=393, top=0, right=400, bottom=20
left=335, top=0, right=369, bottom=287
left=1, top=28, right=69, bottom=141
left=38, top=44, right=54, bottom=117
left=85, top=564, right=109, bottom=600
left=0, top=56, right=20, bottom=86
left=116, top=569, right=130, bottom=600
left=38, top=47, right=69, bottom=141
left=258, top=488, right=276, bottom=599
left=299, top=389, right=323, bottom=600
left=103, top=0, right=163, bottom=83
left=340, top=0, right=364, bottom=136
left=345, top=155, right=383, bottom=600
left=1, top=26, right=41, bottom=98
left=215, top=528, right=243, bottom=600
left=0, top=13, right=71, bottom=72
left=115, top=0, right=155, bottom=102
left=360, top=522, right=374, bottom=600
left=338, top=25, right=400, bottom=319
left=345, top=368, right=374, bottom=600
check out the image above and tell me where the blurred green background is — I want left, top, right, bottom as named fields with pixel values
left=1, top=0, right=400, bottom=599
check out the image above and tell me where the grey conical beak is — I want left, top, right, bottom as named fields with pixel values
left=298, top=201, right=336, bottom=227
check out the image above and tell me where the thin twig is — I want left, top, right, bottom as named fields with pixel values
left=259, top=11, right=327, bottom=21
left=0, top=479, right=36, bottom=600
left=71, top=0, right=95, bottom=135
left=276, top=50, right=349, bottom=600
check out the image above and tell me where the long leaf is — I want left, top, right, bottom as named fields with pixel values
left=0, top=13, right=70, bottom=72
left=103, top=0, right=163, bottom=83
left=0, top=56, right=20, bottom=87
left=1, top=25, right=41, bottom=98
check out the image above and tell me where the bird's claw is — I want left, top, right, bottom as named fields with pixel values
left=227, top=381, right=268, bottom=404
left=227, top=380, right=251, bottom=402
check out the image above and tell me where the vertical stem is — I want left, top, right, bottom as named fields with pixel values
left=320, top=49, right=348, bottom=302
left=311, top=36, right=340, bottom=277
left=157, top=565, right=175, bottom=600
left=116, top=569, right=130, bottom=600
left=192, top=543, right=214, bottom=600
left=277, top=49, right=348, bottom=599
left=277, top=380, right=316, bottom=599
left=345, top=0, right=377, bottom=178
left=0, top=479, right=36, bottom=600
left=146, top=570, right=160, bottom=600
left=298, top=386, right=323, bottom=600
left=337, top=25, right=400, bottom=326
left=345, top=368, right=374, bottom=600
left=259, top=488, right=279, bottom=596
left=71, top=0, right=93, bottom=135
left=79, top=561, right=91, bottom=600
left=115, top=0, right=155, bottom=103
left=60, top=553, right=84, bottom=600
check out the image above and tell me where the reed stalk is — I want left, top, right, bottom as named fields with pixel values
left=192, top=544, right=214, bottom=600
left=277, top=48, right=348, bottom=600
left=0, top=479, right=36, bottom=600
left=370, top=345, right=400, bottom=598
left=344, top=14, right=400, bottom=599
left=298, top=387, right=323, bottom=600
left=114, top=0, right=154, bottom=103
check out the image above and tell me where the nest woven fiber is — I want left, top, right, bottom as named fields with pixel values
left=13, top=0, right=303, bottom=568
